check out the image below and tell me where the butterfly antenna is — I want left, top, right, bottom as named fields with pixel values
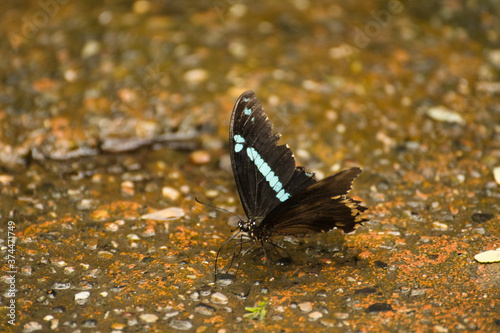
left=195, top=196, right=243, bottom=222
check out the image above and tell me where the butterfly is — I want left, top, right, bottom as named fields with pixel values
left=215, top=90, right=368, bottom=279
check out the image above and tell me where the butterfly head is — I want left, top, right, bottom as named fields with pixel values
left=238, top=219, right=258, bottom=238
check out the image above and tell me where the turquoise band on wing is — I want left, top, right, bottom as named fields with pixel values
left=233, top=134, right=291, bottom=203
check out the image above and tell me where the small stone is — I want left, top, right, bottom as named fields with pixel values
left=426, top=106, right=465, bottom=125
left=319, top=318, right=336, bottom=328
left=0, top=174, right=14, bottom=184
left=51, top=282, right=71, bottom=290
left=366, top=303, right=393, bottom=313
left=355, top=287, right=377, bottom=295
left=111, top=323, right=127, bottom=330
left=204, top=189, right=219, bottom=198
left=169, top=319, right=193, bottom=331
left=76, top=199, right=97, bottom=210
left=81, top=40, right=100, bottom=58
left=474, top=249, right=500, bottom=263
left=162, top=186, right=181, bottom=201
left=121, top=180, right=135, bottom=196
left=49, top=319, right=59, bottom=330
left=23, top=321, right=43, bottom=332
left=127, top=234, right=140, bottom=240
left=308, top=311, right=323, bottom=321
left=141, top=207, right=185, bottom=220
left=163, top=311, right=180, bottom=319
left=190, top=150, right=211, bottom=165
left=199, top=285, right=212, bottom=296
left=140, top=314, right=159, bottom=323
left=410, top=289, right=426, bottom=297
left=82, top=319, right=97, bottom=328
left=184, top=69, right=208, bottom=84
left=494, top=166, right=500, bottom=185
left=333, top=312, right=349, bottom=319
left=105, top=222, right=119, bottom=231
left=432, top=221, right=448, bottom=230
left=471, top=213, right=494, bottom=223
left=195, top=303, right=216, bottom=316
left=98, top=251, right=114, bottom=258
left=298, top=301, right=313, bottom=312
left=190, top=291, right=200, bottom=301
left=74, top=291, right=90, bottom=305
left=210, top=292, right=229, bottom=304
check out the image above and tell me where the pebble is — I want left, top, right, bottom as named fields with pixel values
left=0, top=174, right=14, bottom=184
left=199, top=285, right=212, bottom=296
left=410, top=289, right=426, bottom=297
left=74, top=291, right=90, bottom=305
left=298, top=301, right=313, bottom=312
left=308, top=311, right=323, bottom=321
left=163, top=311, right=180, bottom=319
left=23, top=321, right=43, bottom=332
left=169, top=319, right=193, bottom=331
left=49, top=318, right=59, bottom=330
left=140, top=314, right=159, bottom=323
left=320, top=318, right=336, bottom=328
left=111, top=323, right=127, bottom=330
left=333, top=312, right=349, bottom=319
left=426, top=106, right=465, bottom=125
left=76, top=198, right=98, bottom=210
left=493, top=166, right=500, bottom=185
left=97, top=251, right=114, bottom=258
left=141, top=207, right=185, bottom=220
left=210, top=292, right=229, bottom=304
left=121, top=180, right=135, bottom=196
left=183, top=69, right=208, bottom=84
left=366, top=303, right=393, bottom=313
left=195, top=303, right=216, bottom=316
left=82, top=319, right=97, bottom=328
left=471, top=213, right=494, bottom=223
left=190, top=291, right=200, bottom=301
left=474, top=249, right=500, bottom=263
left=162, top=186, right=181, bottom=201
left=105, top=222, right=119, bottom=232
left=190, top=150, right=211, bottom=165
left=432, top=221, right=449, bottom=230
left=51, top=282, right=71, bottom=290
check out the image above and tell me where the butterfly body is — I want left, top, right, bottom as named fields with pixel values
left=218, top=90, right=368, bottom=276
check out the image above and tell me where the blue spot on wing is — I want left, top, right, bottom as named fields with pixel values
left=234, top=135, right=245, bottom=143
left=234, top=135, right=246, bottom=153
left=244, top=107, right=252, bottom=116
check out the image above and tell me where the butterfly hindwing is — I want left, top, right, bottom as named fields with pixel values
left=254, top=167, right=368, bottom=238
left=229, top=91, right=316, bottom=220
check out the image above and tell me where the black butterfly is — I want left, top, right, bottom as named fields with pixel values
left=215, top=90, right=368, bottom=278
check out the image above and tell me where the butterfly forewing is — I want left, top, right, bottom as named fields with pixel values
left=229, top=91, right=316, bottom=220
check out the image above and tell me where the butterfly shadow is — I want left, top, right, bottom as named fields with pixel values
left=214, top=229, right=360, bottom=285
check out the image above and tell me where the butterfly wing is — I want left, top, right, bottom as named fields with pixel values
left=229, top=90, right=316, bottom=220
left=254, top=167, right=368, bottom=238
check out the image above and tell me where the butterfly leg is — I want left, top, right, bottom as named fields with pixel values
left=267, top=240, right=294, bottom=266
